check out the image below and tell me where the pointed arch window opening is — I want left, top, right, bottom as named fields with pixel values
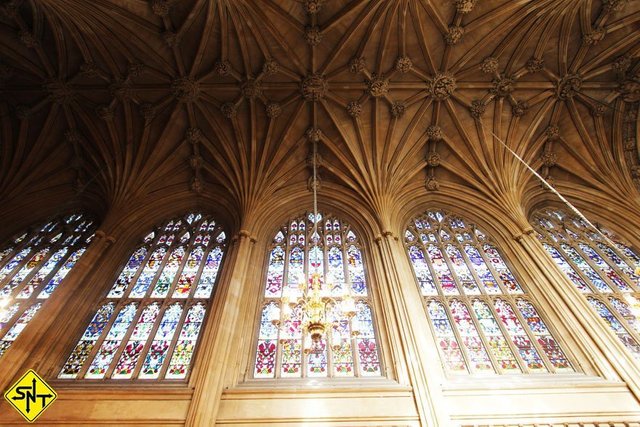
left=254, top=213, right=382, bottom=379
left=404, top=210, right=574, bottom=375
left=59, top=213, right=226, bottom=380
left=533, top=208, right=640, bottom=359
left=0, top=214, right=95, bottom=358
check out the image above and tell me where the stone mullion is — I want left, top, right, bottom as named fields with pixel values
left=476, top=241, right=514, bottom=295
left=479, top=296, right=529, bottom=374
left=508, top=295, right=558, bottom=373
left=185, top=231, right=255, bottom=426
left=517, top=232, right=640, bottom=397
left=594, top=294, right=640, bottom=346
left=129, top=301, right=170, bottom=380
left=572, top=242, right=630, bottom=295
left=163, top=237, right=196, bottom=299
left=5, top=242, right=60, bottom=299
left=412, top=235, right=476, bottom=374
left=0, top=230, right=115, bottom=391
left=157, top=302, right=192, bottom=380
left=438, top=240, right=504, bottom=374
left=458, top=241, right=491, bottom=296
left=103, top=302, right=147, bottom=379
left=590, top=243, right=640, bottom=292
left=373, top=233, right=449, bottom=427
left=0, top=247, right=35, bottom=284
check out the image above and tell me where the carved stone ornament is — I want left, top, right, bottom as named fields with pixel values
left=526, top=58, right=544, bottom=73
left=592, top=103, right=607, bottom=117
left=140, top=103, right=156, bottom=122
left=128, top=63, right=145, bottom=78
left=619, top=78, right=640, bottom=103
left=190, top=154, right=203, bottom=170
left=15, top=105, right=31, bottom=120
left=445, top=25, right=464, bottom=45
left=470, top=100, right=486, bottom=118
left=266, top=103, right=282, bottom=118
left=512, top=100, right=529, bottom=117
left=454, top=0, right=477, bottom=14
left=583, top=27, right=606, bottom=45
left=541, top=151, right=557, bottom=167
left=262, top=59, right=280, bottom=76
left=186, top=127, right=202, bottom=143
left=428, top=72, right=457, bottom=101
left=425, top=177, right=440, bottom=191
left=241, top=78, right=263, bottom=99
left=612, top=55, right=631, bottom=74
left=109, top=81, right=133, bottom=101
left=97, top=105, right=114, bottom=120
left=214, top=60, right=232, bottom=76
left=44, top=80, right=75, bottom=105
left=151, top=0, right=170, bottom=17
left=306, top=127, right=322, bottom=143
left=301, top=73, right=327, bottom=101
left=624, top=138, right=636, bottom=151
left=388, top=101, right=404, bottom=118
left=191, top=176, right=202, bottom=193
left=602, top=0, right=628, bottom=12
left=349, top=57, right=366, bottom=74
left=395, top=56, right=413, bottom=74
left=480, top=57, right=499, bottom=74
left=490, top=74, right=514, bottom=98
left=1, top=0, right=21, bottom=19
left=556, top=74, right=582, bottom=100
left=346, top=101, right=362, bottom=118
left=172, top=77, right=200, bottom=102
left=426, top=152, right=441, bottom=167
left=304, top=0, right=324, bottom=14
left=19, top=30, right=38, bottom=48
left=163, top=31, right=177, bottom=47
left=545, top=125, right=560, bottom=141
left=427, top=125, right=443, bottom=141
left=220, top=102, right=237, bottom=118
left=367, top=74, right=389, bottom=97
left=305, top=26, right=322, bottom=46
left=80, top=62, right=99, bottom=77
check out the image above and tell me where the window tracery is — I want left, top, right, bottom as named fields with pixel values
left=59, top=213, right=225, bottom=380
left=533, top=208, right=640, bottom=358
left=405, top=210, right=573, bottom=374
left=254, top=213, right=381, bottom=379
left=0, top=214, right=95, bottom=358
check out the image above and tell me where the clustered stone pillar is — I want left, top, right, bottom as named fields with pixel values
left=371, top=230, right=449, bottom=426
left=186, top=230, right=256, bottom=426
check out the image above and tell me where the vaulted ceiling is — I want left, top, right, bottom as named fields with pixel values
left=1, top=0, right=639, bottom=234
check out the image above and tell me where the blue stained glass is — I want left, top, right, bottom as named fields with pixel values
left=140, top=303, right=183, bottom=379
left=579, top=243, right=632, bottom=291
left=427, top=300, right=467, bottom=371
left=464, top=245, right=500, bottom=294
left=327, top=246, right=345, bottom=296
left=588, top=297, right=640, bottom=357
left=288, top=247, right=304, bottom=286
left=408, top=245, right=437, bottom=295
left=561, top=244, right=612, bottom=293
left=542, top=244, right=591, bottom=292
left=347, top=245, right=366, bottom=295
left=596, top=243, right=640, bottom=282
left=445, top=245, right=479, bottom=295
left=482, top=244, right=522, bottom=293
left=428, top=245, right=458, bottom=295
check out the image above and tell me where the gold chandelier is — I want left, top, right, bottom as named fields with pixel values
left=270, top=137, right=359, bottom=353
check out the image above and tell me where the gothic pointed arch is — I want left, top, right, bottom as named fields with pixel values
left=253, top=212, right=382, bottom=379
left=532, top=208, right=640, bottom=359
left=59, top=212, right=226, bottom=380
left=404, top=209, right=574, bottom=374
left=0, top=213, right=96, bottom=357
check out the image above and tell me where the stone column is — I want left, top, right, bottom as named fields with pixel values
left=371, top=231, right=449, bottom=426
left=185, top=230, right=256, bottom=426
left=0, top=230, right=115, bottom=390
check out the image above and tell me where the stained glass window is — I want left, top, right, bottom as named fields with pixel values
left=59, top=213, right=225, bottom=380
left=254, top=213, right=382, bottom=378
left=405, top=210, right=573, bottom=374
left=0, top=214, right=95, bottom=358
left=533, top=208, right=640, bottom=359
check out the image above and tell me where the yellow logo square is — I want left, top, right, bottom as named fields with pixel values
left=4, top=369, right=57, bottom=423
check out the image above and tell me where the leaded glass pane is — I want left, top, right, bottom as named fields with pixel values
left=59, top=213, right=226, bottom=380
left=405, top=210, right=573, bottom=374
left=254, top=213, right=382, bottom=379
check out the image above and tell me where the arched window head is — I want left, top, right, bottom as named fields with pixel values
left=533, top=208, right=640, bottom=358
left=0, top=214, right=95, bottom=358
left=59, top=213, right=226, bottom=380
left=254, top=213, right=382, bottom=379
left=405, top=210, right=573, bottom=374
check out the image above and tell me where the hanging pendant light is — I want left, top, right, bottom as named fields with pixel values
left=271, top=137, right=359, bottom=354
